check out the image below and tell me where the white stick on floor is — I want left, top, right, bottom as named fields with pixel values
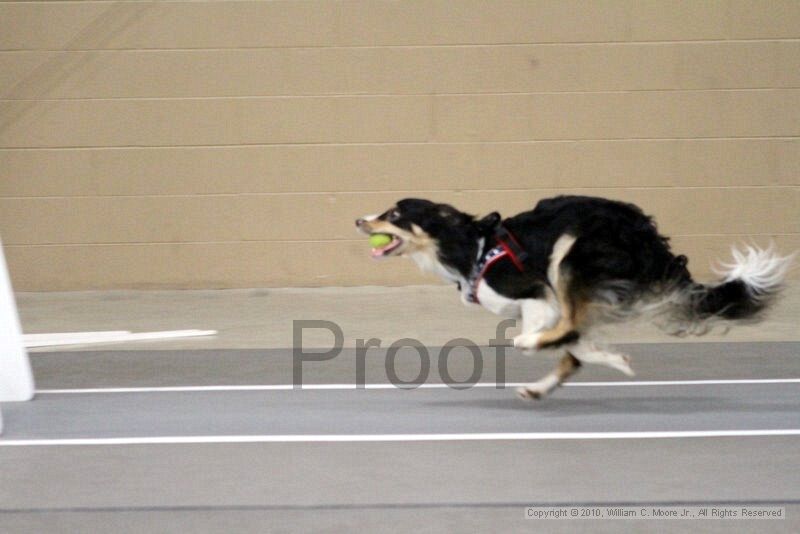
left=26, top=329, right=218, bottom=348
left=0, top=237, right=34, bottom=402
left=23, top=331, right=132, bottom=347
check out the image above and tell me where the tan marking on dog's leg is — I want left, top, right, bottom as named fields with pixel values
left=531, top=234, right=586, bottom=349
left=533, top=299, right=586, bottom=348
left=517, top=352, right=582, bottom=400
left=513, top=235, right=582, bottom=352
left=521, top=270, right=587, bottom=349
left=512, top=293, right=560, bottom=352
left=547, top=234, right=577, bottom=290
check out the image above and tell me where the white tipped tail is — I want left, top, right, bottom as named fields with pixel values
left=712, top=243, right=795, bottom=297
left=649, top=242, right=794, bottom=335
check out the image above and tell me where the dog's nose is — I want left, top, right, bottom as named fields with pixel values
left=355, top=218, right=366, bottom=228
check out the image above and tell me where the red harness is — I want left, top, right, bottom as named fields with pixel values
left=467, top=226, right=528, bottom=304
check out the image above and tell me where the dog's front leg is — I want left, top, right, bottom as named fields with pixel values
left=513, top=297, right=560, bottom=355
left=514, top=234, right=578, bottom=353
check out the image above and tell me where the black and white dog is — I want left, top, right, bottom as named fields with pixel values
left=356, top=196, right=793, bottom=399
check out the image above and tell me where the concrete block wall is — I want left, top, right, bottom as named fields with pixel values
left=1, top=0, right=798, bottom=289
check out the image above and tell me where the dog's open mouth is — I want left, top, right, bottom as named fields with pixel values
left=370, top=234, right=403, bottom=258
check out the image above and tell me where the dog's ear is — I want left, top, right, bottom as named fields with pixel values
left=476, top=212, right=501, bottom=234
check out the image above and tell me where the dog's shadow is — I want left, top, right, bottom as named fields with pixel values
left=426, top=395, right=798, bottom=416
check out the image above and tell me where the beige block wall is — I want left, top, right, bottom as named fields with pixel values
left=1, top=0, right=798, bottom=290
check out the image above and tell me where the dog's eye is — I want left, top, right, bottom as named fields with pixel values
left=387, top=209, right=401, bottom=222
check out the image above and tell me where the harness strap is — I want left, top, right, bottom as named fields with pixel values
left=494, top=226, right=528, bottom=271
left=466, top=225, right=528, bottom=304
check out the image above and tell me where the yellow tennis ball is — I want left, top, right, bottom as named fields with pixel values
left=369, top=233, right=393, bottom=248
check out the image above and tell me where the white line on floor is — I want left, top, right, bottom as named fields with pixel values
left=34, top=378, right=800, bottom=394
left=2, top=429, right=800, bottom=447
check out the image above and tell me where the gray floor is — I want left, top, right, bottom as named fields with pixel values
left=24, top=342, right=800, bottom=388
left=1, top=342, right=799, bottom=532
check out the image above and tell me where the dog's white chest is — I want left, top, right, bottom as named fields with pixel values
left=409, top=250, right=461, bottom=283
left=474, top=282, right=522, bottom=318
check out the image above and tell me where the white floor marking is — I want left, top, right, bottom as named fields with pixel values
left=25, top=329, right=218, bottom=348
left=2, top=429, right=799, bottom=447
left=34, top=378, right=800, bottom=395
left=567, top=378, right=800, bottom=386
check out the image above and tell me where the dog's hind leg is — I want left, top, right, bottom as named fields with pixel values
left=572, top=340, right=634, bottom=376
left=517, top=352, right=581, bottom=400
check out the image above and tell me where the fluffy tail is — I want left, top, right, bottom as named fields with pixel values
left=680, top=244, right=794, bottom=327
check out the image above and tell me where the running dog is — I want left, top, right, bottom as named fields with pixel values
left=356, top=196, right=794, bottom=399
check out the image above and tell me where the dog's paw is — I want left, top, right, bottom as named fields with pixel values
left=614, top=354, right=635, bottom=377
left=596, top=352, right=635, bottom=377
left=513, top=332, right=542, bottom=353
left=516, top=385, right=546, bottom=401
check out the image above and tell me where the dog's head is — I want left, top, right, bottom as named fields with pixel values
left=356, top=198, right=501, bottom=275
